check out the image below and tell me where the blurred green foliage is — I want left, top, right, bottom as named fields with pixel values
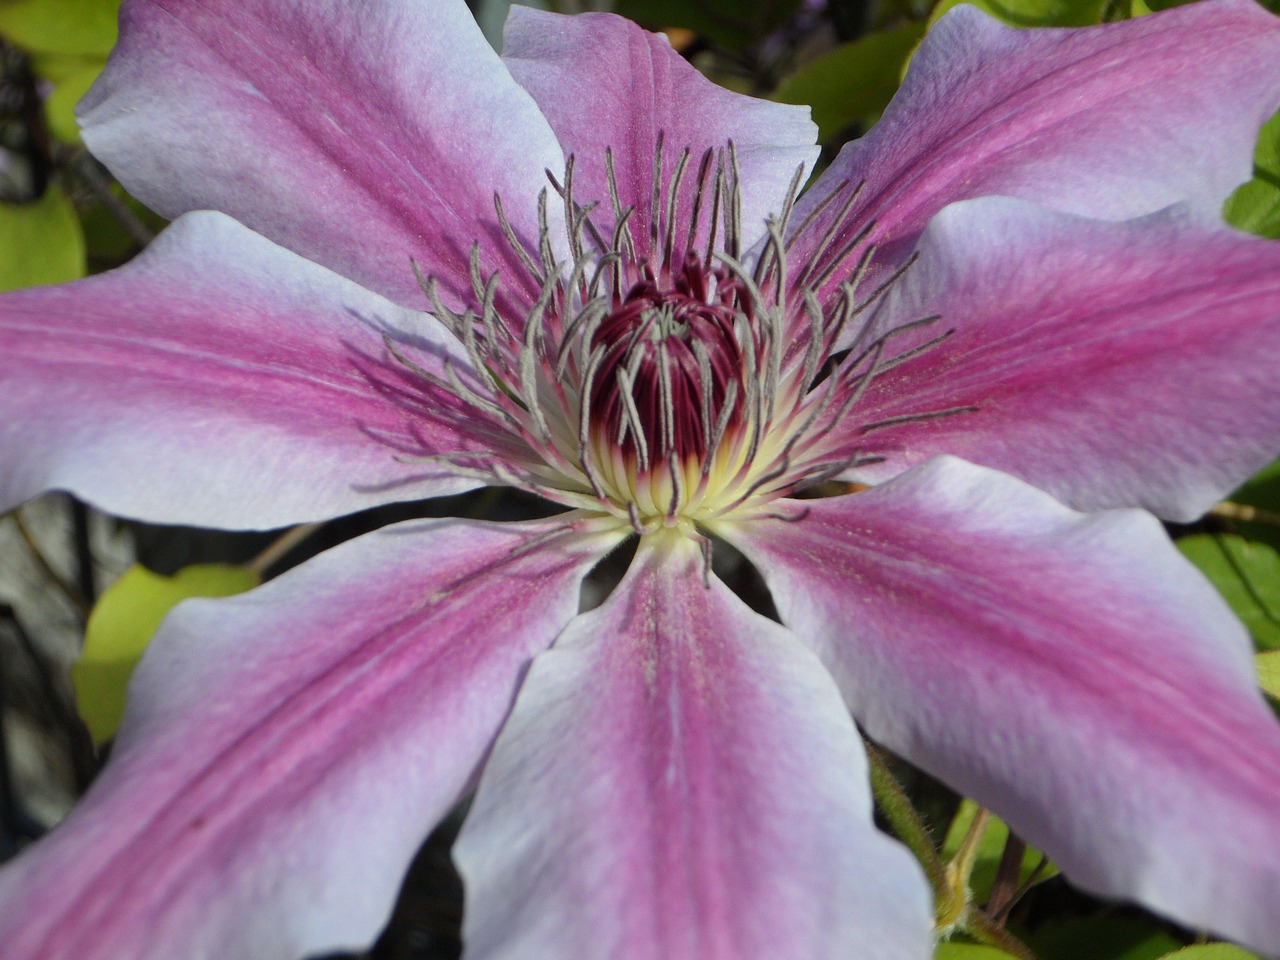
left=941, top=800, right=1058, bottom=905
left=0, top=0, right=119, bottom=56
left=1028, top=915, right=1182, bottom=960
left=0, top=0, right=141, bottom=290
left=935, top=944, right=1021, bottom=959
left=1156, top=944, right=1263, bottom=959
left=613, top=0, right=801, bottom=50
left=73, top=563, right=259, bottom=744
left=1225, top=109, right=1280, bottom=238
left=0, top=184, right=83, bottom=289
left=1178, top=535, right=1280, bottom=651
left=773, top=21, right=924, bottom=140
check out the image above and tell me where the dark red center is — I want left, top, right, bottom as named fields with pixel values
left=590, top=253, right=747, bottom=465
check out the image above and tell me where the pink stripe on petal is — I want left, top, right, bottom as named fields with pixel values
left=456, top=533, right=932, bottom=960
left=838, top=197, right=1280, bottom=521
left=0, top=515, right=620, bottom=960
left=502, top=8, right=817, bottom=258
left=721, top=457, right=1280, bottom=954
left=791, top=0, right=1280, bottom=300
left=0, top=212, right=501, bottom=528
left=80, top=0, right=566, bottom=312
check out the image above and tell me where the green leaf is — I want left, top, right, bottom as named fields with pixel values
left=1177, top=534, right=1280, bottom=650
left=0, top=0, right=120, bottom=57
left=0, top=186, right=86, bottom=291
left=935, top=943, right=1020, bottom=959
left=1156, top=947, right=1262, bottom=960
left=1224, top=179, right=1280, bottom=239
left=773, top=22, right=925, bottom=142
left=72, top=563, right=259, bottom=743
left=928, top=0, right=1107, bottom=28
left=611, top=0, right=798, bottom=50
left=941, top=799, right=1058, bottom=904
left=1224, top=108, right=1280, bottom=239
left=1230, top=457, right=1280, bottom=514
left=1256, top=650, right=1280, bottom=700
left=1028, top=915, right=1181, bottom=960
left=41, top=59, right=104, bottom=144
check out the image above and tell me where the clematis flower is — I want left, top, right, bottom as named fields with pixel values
left=4, top=0, right=1280, bottom=957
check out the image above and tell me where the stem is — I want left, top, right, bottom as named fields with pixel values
left=947, top=807, right=991, bottom=887
left=1210, top=500, right=1280, bottom=527
left=938, top=806, right=989, bottom=932
left=1, top=604, right=98, bottom=792
left=963, top=909, right=1040, bottom=960
left=59, top=147, right=155, bottom=248
left=246, top=522, right=323, bottom=577
left=71, top=499, right=96, bottom=607
left=993, top=855, right=1050, bottom=926
left=864, top=741, right=947, bottom=896
left=9, top=510, right=87, bottom=618
left=987, top=832, right=1027, bottom=919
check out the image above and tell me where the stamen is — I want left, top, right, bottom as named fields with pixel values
left=869, top=323, right=952, bottom=377
left=610, top=208, right=636, bottom=300
left=412, top=265, right=462, bottom=336
left=718, top=452, right=794, bottom=514
left=667, top=451, right=683, bottom=520
left=697, top=532, right=714, bottom=587
left=576, top=345, right=612, bottom=502
left=801, top=291, right=827, bottom=388
left=662, top=147, right=692, bottom=271
left=442, top=357, right=516, bottom=426
left=520, top=303, right=555, bottom=444
left=761, top=505, right=811, bottom=523
left=555, top=156, right=584, bottom=262
left=839, top=311, right=931, bottom=375
left=785, top=177, right=858, bottom=251
left=537, top=189, right=557, bottom=278
left=805, top=218, right=877, bottom=296
left=702, top=378, right=739, bottom=478
left=725, top=140, right=743, bottom=259
left=656, top=338, right=676, bottom=456
left=469, top=248, right=509, bottom=355
left=627, top=500, right=645, bottom=534
left=604, top=148, right=636, bottom=263
left=794, top=179, right=865, bottom=254
left=390, top=145, right=956, bottom=533
left=554, top=299, right=609, bottom=381
left=692, top=339, right=715, bottom=451
left=493, top=191, right=544, bottom=283
left=774, top=164, right=807, bottom=240
left=858, top=405, right=980, bottom=434
left=829, top=341, right=887, bottom=431
left=794, top=181, right=867, bottom=290
left=649, top=130, right=666, bottom=255
left=685, top=148, right=715, bottom=259
left=704, top=154, right=724, bottom=268
left=614, top=366, right=651, bottom=472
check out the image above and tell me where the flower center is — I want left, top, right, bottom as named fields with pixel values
left=389, top=138, right=968, bottom=535
left=589, top=254, right=745, bottom=469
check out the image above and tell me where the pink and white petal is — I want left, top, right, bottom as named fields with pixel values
left=79, top=0, right=566, bottom=311
left=718, top=457, right=1280, bottom=954
left=833, top=197, right=1280, bottom=522
left=790, top=0, right=1280, bottom=299
left=0, top=211, right=503, bottom=529
left=502, top=8, right=818, bottom=258
left=455, top=533, right=932, bottom=960
left=0, top=514, right=622, bottom=960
